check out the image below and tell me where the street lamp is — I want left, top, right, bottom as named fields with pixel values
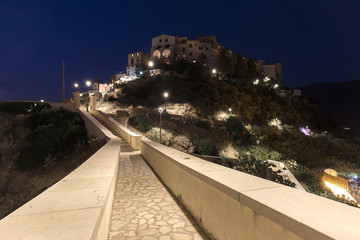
left=158, top=107, right=164, bottom=143
left=212, top=69, right=217, bottom=74
left=74, top=83, right=79, bottom=89
left=86, top=80, right=91, bottom=111
left=148, top=61, right=154, bottom=68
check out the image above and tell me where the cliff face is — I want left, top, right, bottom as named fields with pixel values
left=299, top=80, right=360, bottom=132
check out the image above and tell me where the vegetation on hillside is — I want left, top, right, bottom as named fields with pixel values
left=112, top=61, right=360, bottom=205
left=0, top=102, right=105, bottom=218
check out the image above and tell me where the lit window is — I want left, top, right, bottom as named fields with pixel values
left=163, top=49, right=171, bottom=58
left=153, top=50, right=161, bottom=59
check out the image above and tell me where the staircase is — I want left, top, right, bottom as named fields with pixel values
left=91, top=113, right=134, bottom=152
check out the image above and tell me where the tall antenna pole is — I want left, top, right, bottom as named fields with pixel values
left=62, top=61, right=65, bottom=102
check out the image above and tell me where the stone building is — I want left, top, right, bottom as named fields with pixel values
left=126, top=51, right=149, bottom=76
left=150, top=34, right=176, bottom=65
left=255, top=60, right=283, bottom=84
left=150, top=34, right=223, bottom=69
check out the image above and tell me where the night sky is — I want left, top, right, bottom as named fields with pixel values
left=0, top=0, right=359, bottom=102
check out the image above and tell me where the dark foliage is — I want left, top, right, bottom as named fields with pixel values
left=195, top=139, right=217, bottom=156
left=17, top=108, right=88, bottom=170
left=0, top=101, right=51, bottom=114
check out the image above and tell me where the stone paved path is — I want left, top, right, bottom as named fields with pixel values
left=108, top=152, right=210, bottom=240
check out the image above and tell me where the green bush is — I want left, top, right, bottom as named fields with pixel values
left=195, top=139, right=217, bottom=156
left=172, top=135, right=194, bottom=153
left=16, top=108, right=88, bottom=170
left=225, top=116, right=246, bottom=140
left=129, top=110, right=153, bottom=133
left=146, top=127, right=173, bottom=146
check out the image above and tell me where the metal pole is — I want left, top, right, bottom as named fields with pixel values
left=62, top=61, right=65, bottom=102
left=159, top=112, right=162, bottom=143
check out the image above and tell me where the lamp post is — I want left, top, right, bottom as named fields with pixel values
left=158, top=107, right=164, bottom=143
left=74, top=83, right=79, bottom=89
left=163, top=91, right=169, bottom=110
left=86, top=80, right=91, bottom=111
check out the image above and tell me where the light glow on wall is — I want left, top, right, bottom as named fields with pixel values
left=324, top=181, right=356, bottom=202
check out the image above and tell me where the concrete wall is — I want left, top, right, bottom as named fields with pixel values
left=140, top=137, right=360, bottom=240
left=90, top=110, right=142, bottom=150
left=0, top=109, right=121, bottom=240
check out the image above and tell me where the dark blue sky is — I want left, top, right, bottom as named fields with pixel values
left=0, top=0, right=359, bottom=101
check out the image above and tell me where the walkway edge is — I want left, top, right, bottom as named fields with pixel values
left=0, top=108, right=121, bottom=240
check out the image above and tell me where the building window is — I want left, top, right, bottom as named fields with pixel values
left=131, top=59, right=134, bottom=64
left=159, top=39, right=162, bottom=43
left=153, top=50, right=161, bottom=59
left=163, top=49, right=171, bottom=58
left=165, top=39, right=168, bottom=42
left=195, top=43, right=197, bottom=46
left=189, top=52, right=192, bottom=56
left=182, top=54, right=186, bottom=58
left=189, top=44, right=192, bottom=48
left=182, top=48, right=185, bottom=52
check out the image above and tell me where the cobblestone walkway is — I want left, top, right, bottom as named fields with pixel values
left=108, top=152, right=210, bottom=240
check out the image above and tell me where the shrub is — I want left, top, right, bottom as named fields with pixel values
left=195, top=139, right=217, bottom=156
left=16, top=108, right=88, bottom=170
left=129, top=109, right=154, bottom=133
left=146, top=127, right=173, bottom=146
left=225, top=116, right=246, bottom=139
left=172, top=135, right=194, bottom=153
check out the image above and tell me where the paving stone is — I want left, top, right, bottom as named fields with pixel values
left=108, top=152, right=209, bottom=240
left=170, top=233, right=193, bottom=240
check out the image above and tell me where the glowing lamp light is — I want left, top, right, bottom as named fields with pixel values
left=253, top=79, right=259, bottom=85
left=40, top=99, right=44, bottom=102
left=228, top=108, right=232, bottom=112
left=300, top=126, right=311, bottom=136
left=274, top=84, right=279, bottom=89
left=74, top=83, right=79, bottom=88
left=263, top=76, right=271, bottom=82
left=212, top=69, right=217, bottom=74
left=86, top=81, right=91, bottom=87
left=158, top=107, right=164, bottom=114
left=163, top=92, right=169, bottom=99
left=148, top=61, right=154, bottom=68
left=140, top=71, right=143, bottom=75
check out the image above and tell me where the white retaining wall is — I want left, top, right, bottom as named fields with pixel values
left=0, top=110, right=121, bottom=240
left=140, top=137, right=360, bottom=240
left=90, top=110, right=142, bottom=150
